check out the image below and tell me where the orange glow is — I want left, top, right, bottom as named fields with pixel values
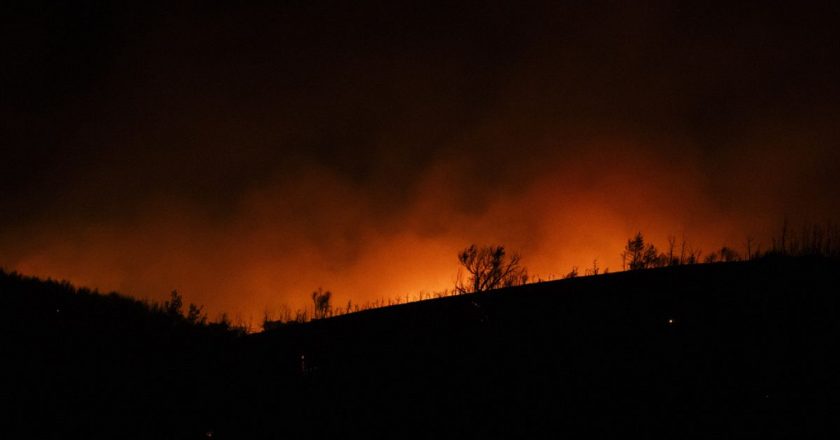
left=2, top=0, right=839, bottom=330
left=2, top=136, right=823, bottom=323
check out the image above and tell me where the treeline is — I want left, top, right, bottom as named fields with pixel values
left=620, top=220, right=840, bottom=272
left=7, top=221, right=833, bottom=333
left=0, top=269, right=247, bottom=335
left=1, top=268, right=252, bottom=438
left=767, top=220, right=840, bottom=258
left=263, top=220, right=840, bottom=330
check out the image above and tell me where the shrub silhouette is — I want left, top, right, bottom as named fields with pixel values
left=455, top=244, right=528, bottom=294
left=311, top=287, right=332, bottom=319
left=769, top=220, right=840, bottom=257
left=720, top=246, right=739, bottom=262
left=186, top=303, right=207, bottom=325
left=163, top=290, right=184, bottom=317
left=585, top=259, right=601, bottom=276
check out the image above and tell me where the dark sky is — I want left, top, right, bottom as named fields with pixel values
left=2, top=1, right=839, bottom=320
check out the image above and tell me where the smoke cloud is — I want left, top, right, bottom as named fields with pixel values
left=2, top=1, right=839, bottom=320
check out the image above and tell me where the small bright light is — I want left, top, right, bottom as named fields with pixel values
left=667, top=319, right=674, bottom=324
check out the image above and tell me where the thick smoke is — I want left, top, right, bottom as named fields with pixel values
left=2, top=2, right=839, bottom=320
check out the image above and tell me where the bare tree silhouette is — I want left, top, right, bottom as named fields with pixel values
left=311, top=287, right=332, bottom=319
left=455, top=244, right=528, bottom=294
left=667, top=235, right=679, bottom=266
left=585, top=259, right=601, bottom=276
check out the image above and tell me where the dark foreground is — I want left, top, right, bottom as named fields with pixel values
left=4, top=257, right=840, bottom=438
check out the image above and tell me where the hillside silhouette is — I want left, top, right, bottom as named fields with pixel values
left=4, top=256, right=840, bottom=438
left=1, top=271, right=241, bottom=439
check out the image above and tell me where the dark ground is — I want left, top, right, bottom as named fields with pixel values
left=3, top=256, right=839, bottom=438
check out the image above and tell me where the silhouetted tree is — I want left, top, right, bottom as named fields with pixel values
left=455, top=244, right=528, bottom=294
left=686, top=248, right=701, bottom=264
left=214, top=312, right=232, bottom=329
left=667, top=236, right=680, bottom=266
left=624, top=233, right=662, bottom=270
left=767, top=220, right=839, bottom=258
left=622, top=232, right=671, bottom=270
left=705, top=246, right=741, bottom=263
left=719, top=246, right=740, bottom=262
left=745, top=236, right=755, bottom=260
left=585, top=259, right=600, bottom=276
left=163, top=290, right=184, bottom=317
left=625, top=233, right=644, bottom=270
left=311, top=287, right=332, bottom=319
left=186, top=303, right=207, bottom=325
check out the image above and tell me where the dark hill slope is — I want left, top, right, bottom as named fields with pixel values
left=3, top=257, right=840, bottom=438
left=238, top=257, right=840, bottom=438
left=0, top=271, right=237, bottom=439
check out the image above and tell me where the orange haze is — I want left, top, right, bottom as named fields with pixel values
left=4, top=135, right=837, bottom=323
left=3, top=2, right=839, bottom=324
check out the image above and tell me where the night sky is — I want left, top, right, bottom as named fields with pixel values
left=3, top=1, right=839, bottom=320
